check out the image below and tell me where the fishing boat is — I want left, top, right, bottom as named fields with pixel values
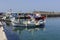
left=12, top=13, right=46, bottom=28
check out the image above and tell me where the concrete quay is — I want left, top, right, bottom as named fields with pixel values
left=0, top=22, right=7, bottom=40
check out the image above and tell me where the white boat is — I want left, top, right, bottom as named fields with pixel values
left=11, top=13, right=46, bottom=28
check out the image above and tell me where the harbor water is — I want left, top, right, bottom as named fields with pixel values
left=4, top=17, right=60, bottom=40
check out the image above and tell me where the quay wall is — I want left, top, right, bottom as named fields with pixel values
left=33, top=11, right=60, bottom=17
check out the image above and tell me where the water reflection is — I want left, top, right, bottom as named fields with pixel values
left=13, top=26, right=45, bottom=33
left=4, top=21, right=46, bottom=32
left=12, top=26, right=46, bottom=40
left=3, top=22, right=46, bottom=40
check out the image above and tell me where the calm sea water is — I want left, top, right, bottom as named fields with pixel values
left=4, top=17, right=60, bottom=40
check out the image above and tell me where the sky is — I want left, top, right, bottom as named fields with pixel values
left=0, top=0, right=60, bottom=12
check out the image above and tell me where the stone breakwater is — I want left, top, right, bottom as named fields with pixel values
left=33, top=11, right=60, bottom=17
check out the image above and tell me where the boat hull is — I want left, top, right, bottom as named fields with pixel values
left=13, top=21, right=45, bottom=28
